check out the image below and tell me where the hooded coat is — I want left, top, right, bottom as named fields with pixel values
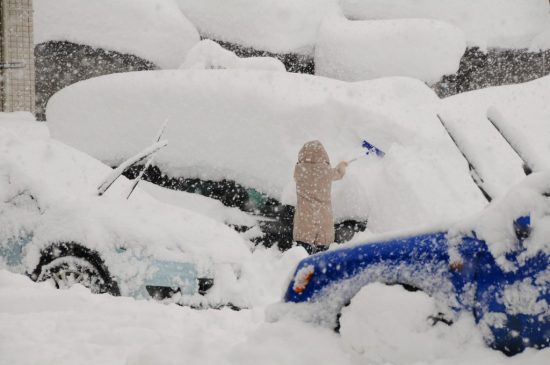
left=293, top=140, right=346, bottom=246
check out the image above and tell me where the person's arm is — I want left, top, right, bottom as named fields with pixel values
left=332, top=161, right=348, bottom=181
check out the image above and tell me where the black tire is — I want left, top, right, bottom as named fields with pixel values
left=31, top=242, right=120, bottom=296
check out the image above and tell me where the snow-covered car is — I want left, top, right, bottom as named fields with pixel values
left=46, top=70, right=489, bottom=248
left=281, top=171, right=550, bottom=355
left=0, top=126, right=251, bottom=307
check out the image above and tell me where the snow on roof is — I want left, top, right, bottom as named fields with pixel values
left=441, top=75, right=550, bottom=199
left=34, top=0, right=200, bottom=69
left=315, top=17, right=465, bottom=83
left=175, top=0, right=340, bottom=55
left=46, top=70, right=487, bottom=233
left=340, top=0, right=550, bottom=49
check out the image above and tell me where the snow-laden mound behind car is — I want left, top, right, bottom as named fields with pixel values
left=47, top=70, right=487, bottom=234
left=0, top=124, right=251, bottom=306
left=315, top=16, right=466, bottom=83
left=35, top=0, right=200, bottom=68
left=340, top=0, right=550, bottom=49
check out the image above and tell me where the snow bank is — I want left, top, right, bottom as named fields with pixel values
left=315, top=16, right=465, bottom=83
left=3, top=269, right=548, bottom=365
left=176, top=0, right=340, bottom=55
left=34, top=0, right=200, bottom=68
left=47, top=70, right=486, bottom=233
left=180, top=40, right=285, bottom=72
left=441, top=75, right=550, bottom=199
left=341, top=0, right=550, bottom=49
left=340, top=283, right=486, bottom=364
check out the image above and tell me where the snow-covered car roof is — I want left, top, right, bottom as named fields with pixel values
left=0, top=125, right=251, bottom=271
left=34, top=0, right=200, bottom=68
left=47, top=70, right=488, bottom=234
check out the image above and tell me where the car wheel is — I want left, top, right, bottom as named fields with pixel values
left=37, top=256, right=108, bottom=293
left=32, top=242, right=120, bottom=296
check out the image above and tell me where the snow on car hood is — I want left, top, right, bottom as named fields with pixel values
left=0, top=126, right=251, bottom=270
left=46, top=69, right=488, bottom=234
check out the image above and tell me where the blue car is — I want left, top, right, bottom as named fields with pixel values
left=283, top=172, right=550, bottom=356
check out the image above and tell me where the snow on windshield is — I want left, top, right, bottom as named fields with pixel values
left=46, top=70, right=487, bottom=233
left=34, top=0, right=200, bottom=68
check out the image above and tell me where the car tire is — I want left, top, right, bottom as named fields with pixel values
left=32, top=242, right=120, bottom=296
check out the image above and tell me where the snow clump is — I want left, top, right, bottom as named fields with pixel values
left=180, top=39, right=285, bottom=72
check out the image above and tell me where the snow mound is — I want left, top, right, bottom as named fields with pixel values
left=315, top=16, right=466, bottom=83
left=180, top=40, right=285, bottom=72
left=34, top=0, right=200, bottom=68
left=47, top=70, right=486, bottom=233
left=339, top=283, right=487, bottom=364
left=341, top=0, right=550, bottom=49
left=441, top=75, right=550, bottom=199
left=175, top=0, right=340, bottom=55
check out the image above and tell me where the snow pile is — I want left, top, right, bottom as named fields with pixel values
left=34, top=0, right=200, bottom=68
left=441, top=75, right=550, bottom=199
left=315, top=16, right=466, bottom=83
left=47, top=70, right=487, bottom=233
left=176, top=0, right=340, bottom=55
left=340, top=0, right=550, bottom=49
left=180, top=40, right=285, bottom=72
left=339, top=283, right=486, bottom=364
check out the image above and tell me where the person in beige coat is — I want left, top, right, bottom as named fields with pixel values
left=293, top=140, right=348, bottom=254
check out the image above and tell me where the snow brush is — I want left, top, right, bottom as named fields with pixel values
left=348, top=139, right=385, bottom=164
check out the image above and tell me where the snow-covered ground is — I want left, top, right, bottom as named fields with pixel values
left=2, top=267, right=549, bottom=365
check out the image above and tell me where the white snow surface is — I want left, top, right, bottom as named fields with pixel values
left=340, top=0, right=550, bottom=49
left=315, top=16, right=465, bottom=83
left=2, top=269, right=549, bottom=365
left=46, top=70, right=487, bottom=233
left=176, top=0, right=340, bottom=55
left=180, top=40, right=286, bottom=72
left=441, top=75, right=550, bottom=199
left=34, top=0, right=200, bottom=68
left=531, top=18, right=550, bottom=51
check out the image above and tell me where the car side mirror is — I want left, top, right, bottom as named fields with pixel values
left=513, top=215, right=531, bottom=242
